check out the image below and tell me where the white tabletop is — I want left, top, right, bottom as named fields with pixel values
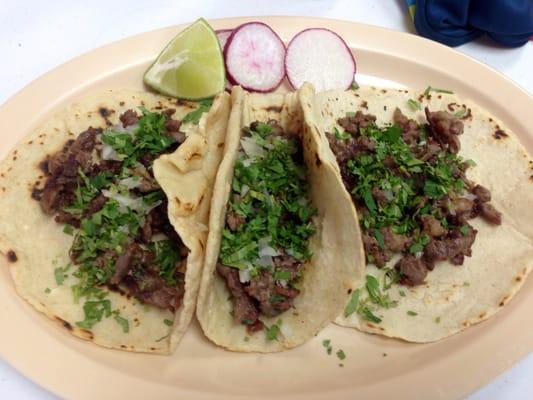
left=1, top=1, right=531, bottom=399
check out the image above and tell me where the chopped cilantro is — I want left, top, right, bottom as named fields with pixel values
left=399, top=290, right=406, bottom=297
left=322, top=339, right=331, bottom=348
left=163, top=319, right=174, bottom=327
left=435, top=316, right=441, bottom=323
left=336, top=349, right=346, bottom=360
left=407, top=99, right=421, bottom=111
left=334, top=126, right=351, bottom=140
left=344, top=289, right=360, bottom=317
left=365, top=275, right=397, bottom=309
left=373, top=229, right=385, bottom=249
left=113, top=313, right=130, bottom=333
left=52, top=108, right=184, bottom=332
left=454, top=109, right=466, bottom=118
left=44, top=288, right=51, bottom=294
left=359, top=305, right=382, bottom=323
left=424, top=86, right=454, bottom=98
left=152, top=240, right=182, bottom=286
left=182, top=99, right=213, bottom=124
left=54, top=263, right=71, bottom=285
left=407, top=310, right=418, bottom=316
left=244, top=336, right=250, bottom=342
left=220, top=122, right=316, bottom=279
left=75, top=300, right=112, bottom=329
left=463, top=281, right=470, bottom=287
left=460, top=224, right=471, bottom=236
left=266, top=321, right=281, bottom=341
left=351, top=81, right=360, bottom=90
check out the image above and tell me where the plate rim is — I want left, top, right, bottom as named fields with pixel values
left=0, top=16, right=532, bottom=400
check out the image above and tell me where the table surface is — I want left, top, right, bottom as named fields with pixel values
left=0, top=1, right=531, bottom=399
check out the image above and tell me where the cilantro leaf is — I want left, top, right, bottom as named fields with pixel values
left=182, top=99, right=213, bottom=124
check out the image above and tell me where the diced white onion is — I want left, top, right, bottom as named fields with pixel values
left=259, top=245, right=280, bottom=257
left=239, top=269, right=251, bottom=283
left=101, top=143, right=122, bottom=161
left=118, top=176, right=141, bottom=190
left=242, top=158, right=253, bottom=167
left=102, top=190, right=161, bottom=215
left=257, top=255, right=274, bottom=267
left=463, top=192, right=477, bottom=201
left=151, top=233, right=168, bottom=242
left=240, top=137, right=265, bottom=158
left=241, top=184, right=250, bottom=197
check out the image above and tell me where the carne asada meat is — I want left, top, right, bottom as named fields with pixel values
left=217, top=120, right=316, bottom=332
left=35, top=108, right=189, bottom=312
left=326, top=106, right=501, bottom=286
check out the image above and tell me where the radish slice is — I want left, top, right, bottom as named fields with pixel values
left=216, top=29, right=234, bottom=91
left=224, top=22, right=286, bottom=92
left=285, top=28, right=356, bottom=92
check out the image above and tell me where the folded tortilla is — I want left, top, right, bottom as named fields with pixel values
left=196, top=86, right=364, bottom=352
left=299, top=83, right=533, bottom=342
left=0, top=90, right=230, bottom=353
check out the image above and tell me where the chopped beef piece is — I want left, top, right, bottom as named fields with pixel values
left=86, top=194, right=107, bottom=217
left=216, top=264, right=260, bottom=326
left=381, top=226, right=411, bottom=252
left=372, top=187, right=389, bottom=205
left=325, top=134, right=359, bottom=164
left=166, top=130, right=186, bottom=144
left=393, top=108, right=420, bottom=143
left=137, top=176, right=160, bottom=193
left=110, top=243, right=137, bottom=285
left=120, top=109, right=139, bottom=127
left=416, top=138, right=442, bottom=162
left=245, top=271, right=297, bottom=316
left=338, top=111, right=376, bottom=134
left=452, top=197, right=475, bottom=217
left=141, top=214, right=153, bottom=243
left=362, top=233, right=391, bottom=267
left=479, top=202, right=502, bottom=225
left=395, top=255, right=428, bottom=286
left=226, top=211, right=246, bottom=231
left=39, top=127, right=101, bottom=214
left=425, top=108, right=464, bottom=153
left=421, top=215, right=447, bottom=238
left=355, top=136, right=376, bottom=152
left=472, top=184, right=491, bottom=203
left=54, top=211, right=80, bottom=227
left=134, top=279, right=182, bottom=311
left=423, top=227, right=478, bottom=268
left=165, top=119, right=181, bottom=132
left=273, top=254, right=303, bottom=280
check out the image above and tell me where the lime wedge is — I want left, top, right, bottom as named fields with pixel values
left=144, top=18, right=225, bottom=100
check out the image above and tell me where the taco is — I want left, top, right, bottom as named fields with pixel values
left=196, top=86, right=364, bottom=352
left=299, top=83, right=533, bottom=342
left=0, top=90, right=230, bottom=353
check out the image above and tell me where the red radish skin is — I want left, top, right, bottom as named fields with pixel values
left=224, top=22, right=286, bottom=93
left=285, top=28, right=356, bottom=92
left=216, top=29, right=234, bottom=91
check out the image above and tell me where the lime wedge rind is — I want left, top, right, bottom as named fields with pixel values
left=144, top=18, right=225, bottom=100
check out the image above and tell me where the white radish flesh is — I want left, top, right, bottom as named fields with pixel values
left=285, top=28, right=356, bottom=92
left=224, top=22, right=286, bottom=92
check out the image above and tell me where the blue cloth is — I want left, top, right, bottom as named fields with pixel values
left=412, top=0, right=533, bottom=47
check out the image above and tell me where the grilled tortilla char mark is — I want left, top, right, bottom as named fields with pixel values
left=36, top=108, right=188, bottom=311
left=326, top=107, right=501, bottom=286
